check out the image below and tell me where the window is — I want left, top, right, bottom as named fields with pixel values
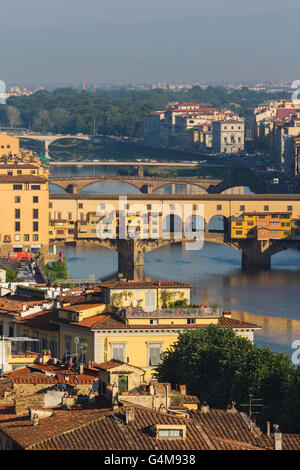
left=31, top=185, right=40, bottom=190
left=24, top=234, right=30, bottom=241
left=15, top=209, right=20, bottom=219
left=235, top=230, right=243, bottom=235
left=111, top=343, right=126, bottom=362
left=7, top=170, right=13, bottom=176
left=187, top=318, right=196, bottom=324
left=14, top=234, right=21, bottom=241
left=33, top=234, right=39, bottom=241
left=33, top=209, right=39, bottom=219
left=79, top=203, right=83, bottom=209
left=15, top=196, right=20, bottom=203
left=240, top=205, right=245, bottom=211
left=287, top=206, right=293, bottom=212
left=0, top=321, right=3, bottom=336
left=49, top=337, right=57, bottom=357
left=148, top=343, right=162, bottom=366
left=264, top=206, right=269, bottom=211
left=150, top=319, right=158, bottom=325
left=9, top=323, right=14, bottom=337
left=49, top=203, right=53, bottom=208
left=68, top=212, right=72, bottom=220
left=64, top=335, right=72, bottom=357
left=13, top=184, right=22, bottom=190
left=41, top=335, right=48, bottom=351
left=24, top=183, right=29, bottom=190
left=217, top=205, right=222, bottom=211
left=33, top=222, right=39, bottom=232
left=15, top=222, right=20, bottom=232
left=158, top=429, right=184, bottom=438
left=17, top=170, right=22, bottom=175
left=33, top=196, right=38, bottom=203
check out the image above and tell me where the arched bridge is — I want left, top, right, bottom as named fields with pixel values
left=15, top=133, right=92, bottom=159
left=49, top=175, right=262, bottom=194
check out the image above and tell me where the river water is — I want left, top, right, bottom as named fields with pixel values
left=50, top=164, right=300, bottom=358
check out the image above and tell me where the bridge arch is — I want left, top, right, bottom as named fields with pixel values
left=184, top=214, right=206, bottom=233
left=220, top=185, right=254, bottom=195
left=154, top=183, right=209, bottom=194
left=162, top=214, right=183, bottom=238
left=78, top=179, right=142, bottom=193
left=208, top=214, right=229, bottom=233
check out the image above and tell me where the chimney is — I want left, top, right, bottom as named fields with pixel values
left=273, top=425, right=282, bottom=450
left=79, top=363, right=84, bottom=374
left=32, top=413, right=39, bottom=426
left=226, top=402, right=237, bottom=414
left=125, top=406, right=135, bottom=424
left=179, top=385, right=186, bottom=395
left=266, top=421, right=271, bottom=436
left=200, top=402, right=210, bottom=414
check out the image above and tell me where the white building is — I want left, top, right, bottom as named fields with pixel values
left=212, top=119, right=245, bottom=154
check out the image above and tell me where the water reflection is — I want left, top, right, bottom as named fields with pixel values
left=63, top=241, right=300, bottom=356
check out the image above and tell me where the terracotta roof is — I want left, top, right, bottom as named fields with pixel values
left=0, top=164, right=39, bottom=169
left=13, top=308, right=59, bottom=331
left=95, top=360, right=144, bottom=371
left=0, top=400, right=299, bottom=450
left=54, top=312, right=260, bottom=331
left=218, top=316, right=260, bottom=329
left=0, top=402, right=111, bottom=449
left=0, top=404, right=280, bottom=451
left=100, top=281, right=193, bottom=289
left=0, top=175, right=47, bottom=183
left=61, top=303, right=104, bottom=312
left=2, top=362, right=99, bottom=385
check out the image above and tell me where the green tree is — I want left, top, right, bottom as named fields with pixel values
left=44, top=260, right=69, bottom=281
left=5, top=267, right=18, bottom=282
left=155, top=325, right=298, bottom=432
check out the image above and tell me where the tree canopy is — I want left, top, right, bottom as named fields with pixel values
left=155, top=325, right=300, bottom=433
left=0, top=87, right=289, bottom=138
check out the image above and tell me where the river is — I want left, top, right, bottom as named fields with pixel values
left=50, top=164, right=300, bottom=358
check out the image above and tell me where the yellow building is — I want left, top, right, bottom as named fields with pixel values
left=9, top=287, right=260, bottom=380
left=0, top=133, right=19, bottom=157
left=54, top=305, right=260, bottom=379
left=0, top=169, right=50, bottom=256
left=49, top=220, right=75, bottom=242
left=230, top=212, right=294, bottom=240
left=97, top=280, right=192, bottom=311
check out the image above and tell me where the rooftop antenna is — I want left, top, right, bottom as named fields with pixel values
left=240, top=393, right=263, bottom=421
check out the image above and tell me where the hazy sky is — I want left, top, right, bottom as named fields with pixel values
left=1, top=1, right=300, bottom=85
left=2, top=0, right=300, bottom=25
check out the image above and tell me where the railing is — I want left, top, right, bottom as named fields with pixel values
left=124, top=307, right=221, bottom=317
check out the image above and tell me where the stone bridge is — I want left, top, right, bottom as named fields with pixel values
left=49, top=175, right=261, bottom=194
left=49, top=193, right=300, bottom=277
left=15, top=133, right=92, bottom=159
